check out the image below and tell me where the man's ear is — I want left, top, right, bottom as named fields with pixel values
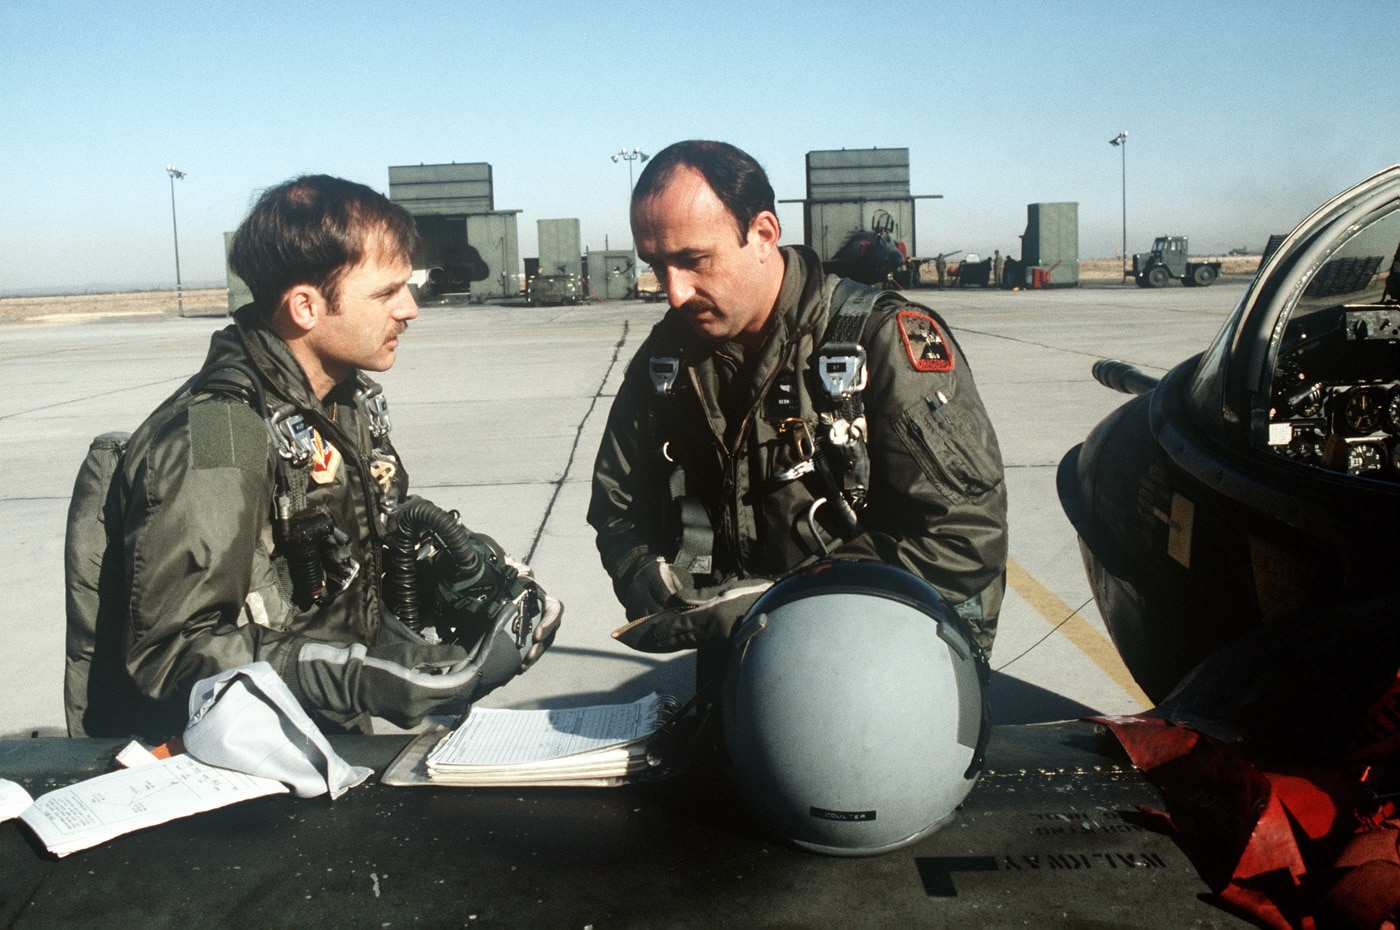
left=280, top=283, right=325, bottom=334
left=749, top=210, right=781, bottom=259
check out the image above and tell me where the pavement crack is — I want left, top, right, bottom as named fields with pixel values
left=523, top=319, right=630, bottom=564
left=0, top=377, right=185, bottom=422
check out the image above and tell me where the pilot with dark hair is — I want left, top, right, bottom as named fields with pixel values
left=67, top=174, right=559, bottom=739
left=588, top=140, right=1007, bottom=682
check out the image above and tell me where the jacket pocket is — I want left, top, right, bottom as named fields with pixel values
left=897, top=394, right=1002, bottom=504
left=242, top=523, right=296, bottom=632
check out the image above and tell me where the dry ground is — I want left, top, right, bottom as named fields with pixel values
left=2, top=255, right=1265, bottom=323
left=1074, top=254, right=1262, bottom=283
left=0, top=288, right=227, bottom=324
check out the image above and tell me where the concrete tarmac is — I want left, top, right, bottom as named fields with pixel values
left=0, top=280, right=1245, bottom=738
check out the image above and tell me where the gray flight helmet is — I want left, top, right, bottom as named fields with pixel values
left=720, top=559, right=990, bottom=856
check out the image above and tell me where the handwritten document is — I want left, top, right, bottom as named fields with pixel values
left=14, top=753, right=287, bottom=857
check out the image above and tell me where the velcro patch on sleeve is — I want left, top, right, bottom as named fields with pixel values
left=189, top=400, right=268, bottom=472
left=896, top=310, right=955, bottom=372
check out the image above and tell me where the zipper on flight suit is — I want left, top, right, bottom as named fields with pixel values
left=901, top=394, right=984, bottom=505
left=709, top=344, right=795, bottom=577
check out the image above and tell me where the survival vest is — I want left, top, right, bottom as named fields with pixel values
left=648, top=276, right=890, bottom=575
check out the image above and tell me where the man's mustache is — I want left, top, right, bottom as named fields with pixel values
left=677, top=297, right=717, bottom=315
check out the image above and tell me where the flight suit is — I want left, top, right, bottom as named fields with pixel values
left=589, top=245, right=1008, bottom=655
left=87, top=304, right=409, bottom=737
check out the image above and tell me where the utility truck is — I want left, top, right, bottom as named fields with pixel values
left=1133, top=236, right=1222, bottom=288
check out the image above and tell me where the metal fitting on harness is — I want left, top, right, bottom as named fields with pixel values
left=649, top=356, right=682, bottom=397
left=827, top=414, right=868, bottom=447
left=354, top=383, right=392, bottom=439
left=268, top=407, right=317, bottom=467
left=816, top=346, right=868, bottom=400
left=778, top=418, right=816, bottom=460
left=770, top=419, right=818, bottom=483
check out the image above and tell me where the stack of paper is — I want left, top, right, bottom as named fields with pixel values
left=418, top=693, right=677, bottom=788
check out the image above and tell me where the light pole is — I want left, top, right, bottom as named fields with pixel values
left=166, top=165, right=187, bottom=317
left=611, top=147, right=648, bottom=195
left=1109, top=132, right=1127, bottom=280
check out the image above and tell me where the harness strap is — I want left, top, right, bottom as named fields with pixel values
left=190, top=361, right=314, bottom=506
left=190, top=362, right=316, bottom=602
left=804, top=277, right=887, bottom=540
left=672, top=496, right=715, bottom=576
left=825, top=277, right=882, bottom=347
left=665, top=428, right=715, bottom=576
left=819, top=277, right=883, bottom=422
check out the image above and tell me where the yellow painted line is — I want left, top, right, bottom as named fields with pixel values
left=1005, top=558, right=1152, bottom=709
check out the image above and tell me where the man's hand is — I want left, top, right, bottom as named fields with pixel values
left=503, top=556, right=563, bottom=671
left=523, top=590, right=563, bottom=669
left=618, top=555, right=693, bottom=620
left=612, top=577, right=772, bottom=653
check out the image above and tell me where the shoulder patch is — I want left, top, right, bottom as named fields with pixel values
left=188, top=400, right=268, bottom=473
left=896, top=309, right=955, bottom=373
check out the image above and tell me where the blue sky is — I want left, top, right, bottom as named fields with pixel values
left=1, top=0, right=1394, bottom=294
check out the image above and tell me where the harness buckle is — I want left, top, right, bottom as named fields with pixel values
left=369, top=458, right=398, bottom=496
left=268, top=407, right=317, bottom=467
left=816, top=346, right=868, bottom=400
left=354, top=383, right=392, bottom=440
left=649, top=356, right=682, bottom=397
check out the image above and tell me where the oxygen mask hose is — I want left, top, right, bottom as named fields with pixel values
left=384, top=496, right=523, bottom=644
left=386, top=497, right=483, bottom=629
left=285, top=509, right=337, bottom=610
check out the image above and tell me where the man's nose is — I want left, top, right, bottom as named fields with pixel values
left=663, top=269, right=695, bottom=307
left=395, top=286, right=419, bottom=321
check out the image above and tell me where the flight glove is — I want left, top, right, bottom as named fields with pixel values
left=503, top=555, right=563, bottom=670
left=289, top=640, right=512, bottom=729
left=615, top=554, right=693, bottom=620
left=612, top=576, right=773, bottom=653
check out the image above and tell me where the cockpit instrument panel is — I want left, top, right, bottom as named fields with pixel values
left=1264, top=221, right=1400, bottom=482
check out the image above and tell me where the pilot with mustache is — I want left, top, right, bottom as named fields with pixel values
left=72, top=175, right=558, bottom=739
left=590, top=141, right=1008, bottom=686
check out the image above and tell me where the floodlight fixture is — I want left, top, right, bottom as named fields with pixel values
left=166, top=166, right=187, bottom=316
left=1109, top=132, right=1128, bottom=279
left=612, top=148, right=649, bottom=193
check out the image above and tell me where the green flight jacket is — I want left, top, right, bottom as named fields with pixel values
left=100, top=305, right=407, bottom=738
left=588, top=246, right=1009, bottom=652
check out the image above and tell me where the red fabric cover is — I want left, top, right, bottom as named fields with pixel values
left=1092, top=714, right=1400, bottom=930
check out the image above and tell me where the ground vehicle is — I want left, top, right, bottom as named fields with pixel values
left=527, top=273, right=583, bottom=306
left=1133, top=236, right=1222, bottom=288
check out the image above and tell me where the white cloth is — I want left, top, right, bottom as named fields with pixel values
left=184, top=662, right=373, bottom=799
